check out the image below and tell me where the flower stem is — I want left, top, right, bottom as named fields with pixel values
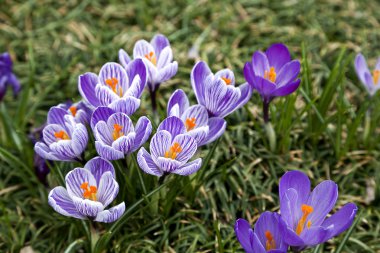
left=150, top=88, right=157, bottom=116
left=263, top=100, right=270, bottom=123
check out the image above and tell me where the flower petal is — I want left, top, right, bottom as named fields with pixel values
left=78, top=72, right=101, bottom=107
left=66, top=168, right=97, bottom=199
left=157, top=116, right=186, bottom=137
left=118, top=49, right=131, bottom=68
left=125, top=58, right=147, bottom=98
left=95, top=141, right=125, bottom=161
left=91, top=106, right=114, bottom=129
left=84, top=156, right=115, bottom=185
left=280, top=188, right=303, bottom=231
left=156, top=61, right=178, bottom=83
left=150, top=130, right=172, bottom=162
left=181, top=105, right=209, bottom=127
left=49, top=140, right=77, bottom=159
left=133, top=40, right=155, bottom=59
left=270, top=79, right=301, bottom=97
left=94, top=202, right=125, bottom=223
left=94, top=121, right=113, bottom=145
left=251, top=51, right=270, bottom=77
left=172, top=134, right=198, bottom=163
left=234, top=218, right=255, bottom=253
left=98, top=62, right=129, bottom=91
left=171, top=158, right=202, bottom=176
left=199, top=117, right=226, bottom=146
left=214, top=69, right=235, bottom=86
left=34, top=142, right=64, bottom=161
left=133, top=116, right=152, bottom=151
left=157, top=157, right=182, bottom=172
left=191, top=61, right=213, bottom=106
left=47, top=106, right=68, bottom=125
left=244, top=62, right=256, bottom=87
left=167, top=89, right=190, bottom=117
left=71, top=123, right=88, bottom=155
left=111, top=133, right=136, bottom=154
left=97, top=171, right=119, bottom=207
left=107, top=112, right=134, bottom=134
left=95, top=84, right=119, bottom=106
left=276, top=60, right=301, bottom=87
left=48, top=186, right=85, bottom=219
left=72, top=196, right=104, bottom=217
left=279, top=170, right=310, bottom=204
left=137, top=148, right=163, bottom=176
left=187, top=126, right=209, bottom=145
left=42, top=124, right=67, bottom=145
left=108, top=97, right=141, bottom=115
left=354, top=53, right=371, bottom=86
left=151, top=34, right=170, bottom=57
left=266, top=43, right=291, bottom=70
left=157, top=46, right=173, bottom=69
left=301, top=226, right=329, bottom=247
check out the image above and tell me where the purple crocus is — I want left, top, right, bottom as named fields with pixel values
left=78, top=59, right=147, bottom=115
left=0, top=52, right=21, bottom=101
left=119, top=34, right=178, bottom=94
left=92, top=107, right=152, bottom=160
left=48, top=157, right=125, bottom=223
left=167, top=89, right=226, bottom=146
left=137, top=116, right=202, bottom=177
left=244, top=44, right=301, bottom=122
left=56, top=101, right=92, bottom=125
left=354, top=53, right=380, bottom=96
left=279, top=170, right=358, bottom=251
left=191, top=61, right=252, bottom=118
left=235, top=212, right=288, bottom=253
left=34, top=107, right=88, bottom=162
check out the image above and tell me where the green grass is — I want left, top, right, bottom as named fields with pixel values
left=1, top=0, right=380, bottom=252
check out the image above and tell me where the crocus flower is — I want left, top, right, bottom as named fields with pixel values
left=354, top=53, right=380, bottom=96
left=279, top=170, right=358, bottom=251
left=244, top=44, right=301, bottom=122
left=119, top=34, right=178, bottom=93
left=167, top=89, right=226, bottom=146
left=29, top=123, right=50, bottom=185
left=78, top=59, right=147, bottom=115
left=48, top=157, right=125, bottom=223
left=56, top=101, right=92, bottom=125
left=92, top=107, right=152, bottom=160
left=191, top=61, right=252, bottom=118
left=34, top=107, right=88, bottom=161
left=0, top=52, right=21, bottom=101
left=235, top=212, right=288, bottom=253
left=137, top=116, right=202, bottom=177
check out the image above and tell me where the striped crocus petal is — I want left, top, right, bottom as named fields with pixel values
left=157, top=116, right=186, bottom=138
left=95, top=141, right=125, bottom=160
left=171, top=158, right=202, bottom=176
left=118, top=49, right=131, bottom=68
left=137, top=147, right=163, bottom=176
left=167, top=89, right=190, bottom=117
left=78, top=72, right=101, bottom=108
left=108, top=96, right=141, bottom=115
left=48, top=186, right=85, bottom=219
left=83, top=156, right=115, bottom=185
left=125, top=58, right=147, bottom=98
left=94, top=202, right=125, bottom=223
left=132, top=116, right=152, bottom=152
left=96, top=171, right=119, bottom=207
left=198, top=117, right=226, bottom=146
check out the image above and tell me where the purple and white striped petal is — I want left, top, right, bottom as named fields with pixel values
left=95, top=141, right=125, bottom=161
left=137, top=148, right=163, bottom=176
left=150, top=130, right=172, bottom=162
left=125, top=58, right=147, bottom=98
left=91, top=106, right=114, bottom=129
left=71, top=124, right=88, bottom=155
left=181, top=105, right=209, bottom=128
left=84, top=157, right=115, bottom=185
left=215, top=69, right=235, bottom=86
left=157, top=157, right=182, bottom=172
left=112, top=133, right=136, bottom=154
left=48, top=186, right=86, bottom=219
left=47, top=107, right=68, bottom=125
left=72, top=196, right=104, bottom=217
left=108, top=96, right=140, bottom=115
left=133, top=40, right=155, bottom=59
left=99, top=62, right=129, bottom=91
left=34, top=142, right=66, bottom=161
left=156, top=61, right=178, bottom=83
left=107, top=112, right=134, bottom=135
left=171, top=134, right=197, bottom=163
left=171, top=158, right=202, bottom=176
left=66, top=168, right=97, bottom=199
left=167, top=89, right=190, bottom=117
left=43, top=124, right=68, bottom=145
left=191, top=61, right=213, bottom=106
left=118, top=49, right=131, bottom=68
left=157, top=47, right=173, bottom=69
left=78, top=72, right=101, bottom=107
left=199, top=117, right=226, bottom=146
left=94, top=121, right=113, bottom=145
left=97, top=171, right=119, bottom=207
left=49, top=140, right=77, bottom=159
left=132, top=116, right=152, bottom=151
left=157, top=116, right=186, bottom=137
left=94, top=202, right=125, bottom=223
left=187, top=126, right=209, bottom=145
left=95, top=84, right=120, bottom=106
left=151, top=34, right=170, bottom=58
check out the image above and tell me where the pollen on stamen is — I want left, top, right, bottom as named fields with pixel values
left=373, top=70, right=380, bottom=85
left=185, top=117, right=196, bottom=131
left=105, top=77, right=122, bottom=96
left=54, top=130, right=70, bottom=140
left=145, top=51, right=157, bottom=66
left=69, top=106, right=77, bottom=117
left=265, top=230, right=276, bottom=250
left=221, top=77, right=232, bottom=85
left=112, top=124, right=124, bottom=141
left=164, top=142, right=182, bottom=160
left=264, top=67, right=277, bottom=83
left=81, top=182, right=98, bottom=201
left=296, top=204, right=314, bottom=235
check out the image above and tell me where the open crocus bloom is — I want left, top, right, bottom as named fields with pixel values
left=92, top=107, right=152, bottom=160
left=191, top=61, right=252, bottom=118
left=119, top=34, right=178, bottom=93
left=137, top=116, right=202, bottom=177
left=354, top=53, right=380, bottom=96
left=167, top=89, right=226, bottom=146
left=55, top=101, right=92, bottom=125
left=244, top=43, right=301, bottom=103
left=279, top=170, right=358, bottom=251
left=235, top=212, right=288, bottom=253
left=48, top=157, right=125, bottom=223
left=0, top=52, right=21, bottom=101
left=78, top=59, right=147, bottom=115
left=34, top=107, right=88, bottom=161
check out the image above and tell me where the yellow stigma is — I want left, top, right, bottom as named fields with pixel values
left=54, top=130, right=70, bottom=141
left=265, top=230, right=276, bottom=251
left=69, top=106, right=77, bottom=117
left=296, top=204, right=314, bottom=235
left=112, top=124, right=124, bottom=141
left=164, top=142, right=182, bottom=160
left=264, top=67, right=277, bottom=83
left=80, top=182, right=97, bottom=201
left=105, top=77, right=123, bottom=97
left=373, top=70, right=380, bottom=85
left=145, top=51, right=157, bottom=66
left=221, top=77, right=232, bottom=85
left=185, top=117, right=196, bottom=131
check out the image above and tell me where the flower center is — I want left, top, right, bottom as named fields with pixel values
left=164, top=142, right=182, bottom=160
left=221, top=77, right=232, bottom=85
left=145, top=51, right=157, bottom=66
left=264, top=67, right=277, bottom=83
left=112, top=124, right=124, bottom=141
left=265, top=230, right=276, bottom=251
left=373, top=70, right=380, bottom=85
left=185, top=117, right=196, bottom=131
left=54, top=130, right=70, bottom=141
left=80, top=182, right=97, bottom=201
left=296, top=204, right=313, bottom=235
left=69, top=106, right=77, bottom=117
left=105, top=77, right=123, bottom=97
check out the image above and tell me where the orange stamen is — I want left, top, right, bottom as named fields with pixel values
left=164, top=142, right=182, bottom=160
left=54, top=130, right=70, bottom=140
left=264, top=67, right=277, bottom=83
left=80, top=182, right=97, bottom=201
left=296, top=204, right=314, bottom=235
left=373, top=70, right=380, bottom=85
left=69, top=106, right=77, bottom=117
left=145, top=51, right=157, bottom=66
left=185, top=117, right=196, bottom=131
left=112, top=124, right=124, bottom=141
left=265, top=230, right=276, bottom=251
left=221, top=77, right=232, bottom=85
left=105, top=77, right=123, bottom=97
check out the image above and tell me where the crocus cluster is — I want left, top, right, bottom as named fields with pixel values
left=235, top=170, right=358, bottom=252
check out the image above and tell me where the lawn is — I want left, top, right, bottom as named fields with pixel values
left=0, top=0, right=379, bottom=252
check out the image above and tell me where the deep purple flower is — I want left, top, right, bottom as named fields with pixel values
left=191, top=61, right=252, bottom=118
left=279, top=170, right=358, bottom=251
left=34, top=107, right=88, bottom=161
left=354, top=53, right=380, bottom=96
left=119, top=34, right=178, bottom=93
left=167, top=89, right=226, bottom=146
left=91, top=107, right=152, bottom=160
left=57, top=101, right=92, bottom=125
left=48, top=157, right=125, bottom=223
left=137, top=116, right=202, bottom=177
left=0, top=52, right=21, bottom=101
left=244, top=43, right=301, bottom=103
left=78, top=59, right=147, bottom=115
left=235, top=212, right=288, bottom=253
